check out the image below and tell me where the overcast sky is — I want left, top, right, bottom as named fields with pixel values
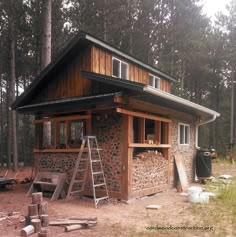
left=201, top=0, right=231, bottom=18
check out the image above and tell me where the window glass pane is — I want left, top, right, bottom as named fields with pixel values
left=43, top=121, right=53, bottom=148
left=179, top=125, right=184, bottom=144
left=59, top=121, right=66, bottom=148
left=185, top=126, right=189, bottom=144
left=149, top=75, right=154, bottom=86
left=121, top=62, right=128, bottom=79
left=112, top=58, right=120, bottom=77
left=69, top=120, right=85, bottom=148
left=155, top=77, right=160, bottom=89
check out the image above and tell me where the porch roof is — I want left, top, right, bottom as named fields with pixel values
left=81, top=71, right=220, bottom=119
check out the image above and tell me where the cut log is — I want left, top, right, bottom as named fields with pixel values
left=21, top=225, right=35, bottom=237
left=69, top=217, right=97, bottom=221
left=64, top=224, right=83, bottom=232
left=39, top=201, right=48, bottom=215
left=40, top=214, right=49, bottom=227
left=29, top=215, right=39, bottom=220
left=32, top=192, right=43, bottom=204
left=31, top=218, right=41, bottom=233
left=49, top=220, right=89, bottom=226
left=38, top=228, right=51, bottom=237
left=28, top=204, right=38, bottom=216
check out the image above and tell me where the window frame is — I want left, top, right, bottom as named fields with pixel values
left=112, top=57, right=129, bottom=79
left=178, top=123, right=190, bottom=145
left=149, top=74, right=161, bottom=89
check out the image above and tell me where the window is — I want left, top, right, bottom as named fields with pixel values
left=34, top=115, right=90, bottom=150
left=149, top=74, right=160, bottom=89
left=179, top=123, right=190, bottom=145
left=112, top=57, right=128, bottom=79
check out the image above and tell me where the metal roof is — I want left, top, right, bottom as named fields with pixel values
left=82, top=71, right=220, bottom=118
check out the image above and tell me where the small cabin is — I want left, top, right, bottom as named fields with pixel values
left=12, top=32, right=220, bottom=201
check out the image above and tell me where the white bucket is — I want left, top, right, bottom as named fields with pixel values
left=188, top=186, right=204, bottom=204
left=187, top=186, right=203, bottom=196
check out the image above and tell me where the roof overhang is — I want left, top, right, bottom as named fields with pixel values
left=82, top=71, right=220, bottom=119
left=16, top=92, right=122, bottom=115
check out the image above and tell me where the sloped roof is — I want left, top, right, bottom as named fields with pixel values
left=12, top=31, right=176, bottom=110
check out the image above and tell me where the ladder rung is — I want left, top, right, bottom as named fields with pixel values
left=91, top=160, right=100, bottom=162
left=77, top=169, right=86, bottom=172
left=91, top=148, right=103, bottom=151
left=93, top=171, right=103, bottom=175
left=70, top=190, right=83, bottom=195
left=94, top=183, right=106, bottom=187
left=96, top=196, right=109, bottom=202
left=73, top=180, right=83, bottom=184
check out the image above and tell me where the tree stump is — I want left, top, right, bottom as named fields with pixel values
left=41, top=214, right=49, bottom=227
left=21, top=225, right=35, bottom=237
left=28, top=204, right=38, bottom=216
left=38, top=228, right=51, bottom=237
left=32, top=192, right=43, bottom=204
left=31, top=218, right=41, bottom=233
left=39, top=201, right=48, bottom=215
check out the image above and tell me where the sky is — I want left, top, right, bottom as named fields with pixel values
left=201, top=0, right=231, bottom=18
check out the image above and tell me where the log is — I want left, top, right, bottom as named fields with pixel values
left=69, top=217, right=97, bottom=221
left=31, top=218, right=41, bottom=233
left=40, top=214, right=49, bottom=227
left=28, top=204, right=38, bottom=216
left=29, top=215, right=39, bottom=220
left=38, top=201, right=48, bottom=215
left=32, top=192, right=43, bottom=204
left=49, top=220, right=89, bottom=226
left=38, top=228, right=51, bottom=237
left=64, top=224, right=83, bottom=232
left=21, top=225, right=35, bottom=237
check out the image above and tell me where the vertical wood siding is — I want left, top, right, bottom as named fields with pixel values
left=90, top=46, right=171, bottom=92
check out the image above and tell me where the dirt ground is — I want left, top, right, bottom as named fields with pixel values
left=0, top=161, right=235, bottom=237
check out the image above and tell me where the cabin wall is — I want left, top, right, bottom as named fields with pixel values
left=170, top=118, right=196, bottom=186
left=90, top=46, right=171, bottom=92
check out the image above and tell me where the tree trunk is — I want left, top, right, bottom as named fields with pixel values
left=9, top=10, right=18, bottom=171
left=41, top=0, right=52, bottom=148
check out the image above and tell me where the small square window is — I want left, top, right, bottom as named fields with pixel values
left=149, top=74, right=160, bottom=89
left=179, top=123, right=190, bottom=145
left=112, top=57, right=128, bottom=79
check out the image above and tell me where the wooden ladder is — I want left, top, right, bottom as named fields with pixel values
left=66, top=136, right=109, bottom=208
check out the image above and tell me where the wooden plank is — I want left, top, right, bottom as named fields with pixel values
left=33, top=115, right=91, bottom=124
left=129, top=64, right=135, bottom=81
left=99, top=49, right=106, bottom=74
left=174, top=155, right=189, bottom=191
left=105, top=51, right=112, bottom=75
left=155, top=121, right=161, bottom=144
left=116, top=108, right=171, bottom=123
left=121, top=115, right=133, bottom=200
left=138, top=118, right=145, bottom=143
left=128, top=143, right=171, bottom=148
left=92, top=46, right=100, bottom=73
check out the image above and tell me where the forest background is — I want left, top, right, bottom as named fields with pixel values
left=0, top=0, right=236, bottom=168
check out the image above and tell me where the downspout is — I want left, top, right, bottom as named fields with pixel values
left=195, top=115, right=217, bottom=149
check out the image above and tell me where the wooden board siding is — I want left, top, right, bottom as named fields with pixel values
left=91, top=46, right=170, bottom=92
left=32, top=47, right=92, bottom=103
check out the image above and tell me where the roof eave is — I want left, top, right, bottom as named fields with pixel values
left=143, top=86, right=220, bottom=118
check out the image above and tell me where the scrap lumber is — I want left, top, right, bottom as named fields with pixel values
left=174, top=155, right=189, bottom=191
left=64, top=224, right=83, bottom=232
left=49, top=220, right=89, bottom=226
left=21, top=225, right=35, bottom=237
left=69, top=217, right=97, bottom=221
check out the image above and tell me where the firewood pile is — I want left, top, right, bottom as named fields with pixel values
left=0, top=211, right=25, bottom=227
left=21, top=192, right=50, bottom=237
left=20, top=192, right=97, bottom=236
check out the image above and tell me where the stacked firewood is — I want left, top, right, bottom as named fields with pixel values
left=21, top=192, right=51, bottom=237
